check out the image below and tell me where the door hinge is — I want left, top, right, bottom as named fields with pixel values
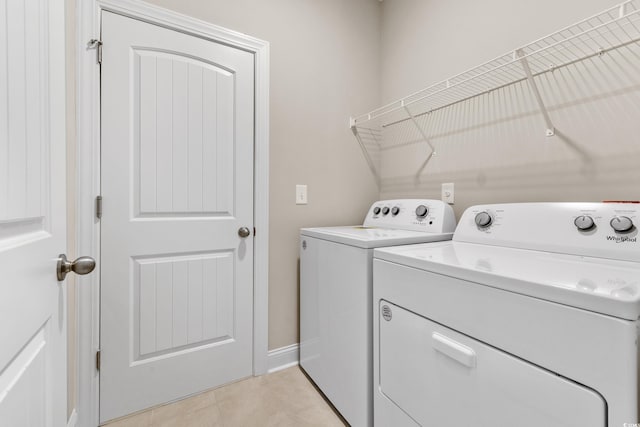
left=88, top=39, right=102, bottom=64
left=96, top=350, right=101, bottom=371
left=96, top=195, right=102, bottom=219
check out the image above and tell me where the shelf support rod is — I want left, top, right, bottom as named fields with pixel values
left=516, top=49, right=555, bottom=137
left=619, top=2, right=628, bottom=18
left=350, top=119, right=381, bottom=187
left=403, top=104, right=437, bottom=165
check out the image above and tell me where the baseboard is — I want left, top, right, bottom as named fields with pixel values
left=267, top=343, right=299, bottom=373
left=67, top=409, right=78, bottom=427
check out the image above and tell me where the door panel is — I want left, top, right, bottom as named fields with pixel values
left=1, top=0, right=47, bottom=232
left=0, top=0, right=67, bottom=425
left=135, top=50, right=235, bottom=217
left=134, top=251, right=234, bottom=359
left=0, top=328, right=47, bottom=425
left=100, top=11, right=254, bottom=422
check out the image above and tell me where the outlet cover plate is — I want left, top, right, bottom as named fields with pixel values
left=442, top=182, right=454, bottom=204
left=296, top=185, right=308, bottom=205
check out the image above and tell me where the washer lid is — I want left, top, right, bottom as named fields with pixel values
left=374, top=241, right=640, bottom=320
left=300, top=226, right=453, bottom=249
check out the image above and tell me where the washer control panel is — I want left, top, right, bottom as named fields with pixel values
left=363, top=199, right=456, bottom=233
left=455, top=203, right=640, bottom=262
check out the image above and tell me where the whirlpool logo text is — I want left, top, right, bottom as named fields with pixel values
left=606, top=236, right=637, bottom=243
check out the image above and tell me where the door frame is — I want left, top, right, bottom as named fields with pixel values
left=75, top=1, right=270, bottom=425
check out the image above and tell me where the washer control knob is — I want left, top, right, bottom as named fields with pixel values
left=391, top=206, right=400, bottom=216
left=373, top=207, right=381, bottom=215
left=475, top=212, right=492, bottom=228
left=381, top=207, right=390, bottom=215
left=610, top=216, right=634, bottom=233
left=415, top=205, right=429, bottom=218
left=574, top=215, right=595, bottom=231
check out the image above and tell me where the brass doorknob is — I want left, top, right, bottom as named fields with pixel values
left=57, top=254, right=96, bottom=281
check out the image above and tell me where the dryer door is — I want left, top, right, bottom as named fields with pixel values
left=377, top=301, right=606, bottom=427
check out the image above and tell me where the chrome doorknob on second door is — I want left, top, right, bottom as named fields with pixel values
left=238, top=227, right=251, bottom=238
left=57, top=254, right=96, bottom=281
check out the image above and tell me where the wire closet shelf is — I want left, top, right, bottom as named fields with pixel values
left=350, top=0, right=640, bottom=184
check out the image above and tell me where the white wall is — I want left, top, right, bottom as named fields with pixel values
left=378, top=0, right=640, bottom=216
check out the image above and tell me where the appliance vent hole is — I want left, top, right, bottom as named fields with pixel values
left=381, top=305, right=392, bottom=321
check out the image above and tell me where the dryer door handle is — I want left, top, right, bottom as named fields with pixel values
left=432, top=332, right=477, bottom=368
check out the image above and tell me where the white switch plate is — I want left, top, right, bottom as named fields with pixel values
left=296, top=185, right=308, bottom=205
left=442, top=182, right=454, bottom=204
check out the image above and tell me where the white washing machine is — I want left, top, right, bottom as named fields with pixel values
left=300, top=199, right=456, bottom=427
left=373, top=203, right=640, bottom=427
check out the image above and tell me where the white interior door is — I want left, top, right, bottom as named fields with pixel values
left=100, top=11, right=255, bottom=422
left=0, top=0, right=67, bottom=425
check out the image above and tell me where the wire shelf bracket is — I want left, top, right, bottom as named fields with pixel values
left=350, top=118, right=381, bottom=187
left=516, top=49, right=556, bottom=137
left=403, top=102, right=437, bottom=164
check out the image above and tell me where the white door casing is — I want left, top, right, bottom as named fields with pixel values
left=0, top=0, right=67, bottom=426
left=100, top=11, right=255, bottom=421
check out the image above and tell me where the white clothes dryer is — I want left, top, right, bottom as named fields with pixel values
left=300, top=199, right=456, bottom=427
left=373, top=203, right=640, bottom=427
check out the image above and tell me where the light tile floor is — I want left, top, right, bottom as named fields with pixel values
left=103, top=367, right=347, bottom=427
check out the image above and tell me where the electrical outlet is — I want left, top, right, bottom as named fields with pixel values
left=296, top=185, right=308, bottom=205
left=442, top=182, right=454, bottom=204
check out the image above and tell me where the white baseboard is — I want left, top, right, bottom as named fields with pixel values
left=67, top=409, right=78, bottom=427
left=267, top=343, right=299, bottom=373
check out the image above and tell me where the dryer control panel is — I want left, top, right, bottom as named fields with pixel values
left=455, top=203, right=640, bottom=263
left=363, top=199, right=456, bottom=234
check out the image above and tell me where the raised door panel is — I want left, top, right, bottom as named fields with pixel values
left=0, top=0, right=49, bottom=245
left=134, top=251, right=235, bottom=359
left=0, top=328, right=47, bottom=425
left=135, top=50, right=234, bottom=218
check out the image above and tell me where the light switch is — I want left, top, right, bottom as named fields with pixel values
left=296, top=185, right=308, bottom=205
left=442, top=182, right=454, bottom=204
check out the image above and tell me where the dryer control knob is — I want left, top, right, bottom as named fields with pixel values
left=415, top=205, right=429, bottom=218
left=381, top=207, right=390, bottom=215
left=610, top=216, right=634, bottom=233
left=391, top=206, right=400, bottom=216
left=574, top=215, right=595, bottom=231
left=373, top=207, right=381, bottom=215
left=475, top=212, right=492, bottom=228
